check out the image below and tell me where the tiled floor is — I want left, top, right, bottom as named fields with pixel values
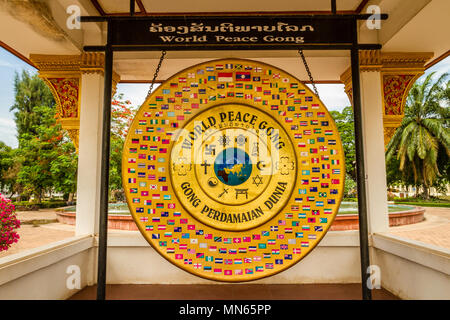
left=69, top=284, right=398, bottom=300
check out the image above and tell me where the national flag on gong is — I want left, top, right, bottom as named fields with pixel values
left=218, top=72, right=233, bottom=82
left=235, top=72, right=251, bottom=81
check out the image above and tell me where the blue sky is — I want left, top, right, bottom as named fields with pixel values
left=0, top=49, right=37, bottom=147
left=0, top=47, right=448, bottom=148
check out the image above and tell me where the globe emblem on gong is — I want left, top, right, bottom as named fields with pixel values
left=214, top=148, right=252, bottom=186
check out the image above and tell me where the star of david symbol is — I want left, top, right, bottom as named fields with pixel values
left=252, top=175, right=263, bottom=187
left=276, top=156, right=294, bottom=175
left=173, top=157, right=192, bottom=176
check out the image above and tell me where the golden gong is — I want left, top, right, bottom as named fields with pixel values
left=122, top=59, right=345, bottom=282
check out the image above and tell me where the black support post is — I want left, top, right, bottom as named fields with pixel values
left=350, top=20, right=372, bottom=300
left=331, top=0, right=337, bottom=14
left=96, top=21, right=114, bottom=301
left=130, top=0, right=135, bottom=16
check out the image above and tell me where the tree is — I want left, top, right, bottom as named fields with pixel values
left=0, top=142, right=13, bottom=193
left=8, top=71, right=78, bottom=203
left=50, top=142, right=78, bottom=201
left=330, top=106, right=356, bottom=180
left=16, top=105, right=65, bottom=202
left=109, top=94, right=136, bottom=201
left=10, top=71, right=54, bottom=142
left=386, top=72, right=450, bottom=199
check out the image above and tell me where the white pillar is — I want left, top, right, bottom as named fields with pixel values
left=360, top=71, right=389, bottom=233
left=75, top=73, right=105, bottom=236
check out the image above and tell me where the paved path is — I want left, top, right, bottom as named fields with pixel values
left=0, top=223, right=75, bottom=258
left=15, top=209, right=58, bottom=223
left=389, top=207, right=450, bottom=249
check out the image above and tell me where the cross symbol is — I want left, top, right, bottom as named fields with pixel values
left=200, top=160, right=210, bottom=174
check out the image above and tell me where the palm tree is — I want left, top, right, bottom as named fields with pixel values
left=386, top=72, right=449, bottom=199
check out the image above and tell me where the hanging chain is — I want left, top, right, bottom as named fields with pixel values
left=146, top=50, right=167, bottom=99
left=298, top=49, right=320, bottom=99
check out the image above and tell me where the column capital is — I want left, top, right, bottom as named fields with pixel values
left=29, top=53, right=121, bottom=152
left=359, top=49, right=383, bottom=72
left=380, top=52, right=434, bottom=70
left=80, top=52, right=105, bottom=74
left=29, top=54, right=80, bottom=74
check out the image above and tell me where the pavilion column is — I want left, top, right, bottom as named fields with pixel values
left=341, top=50, right=389, bottom=233
left=75, top=71, right=104, bottom=235
left=359, top=69, right=390, bottom=233
left=76, top=53, right=120, bottom=235
left=340, top=51, right=433, bottom=233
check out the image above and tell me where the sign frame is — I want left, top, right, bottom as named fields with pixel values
left=108, top=16, right=355, bottom=49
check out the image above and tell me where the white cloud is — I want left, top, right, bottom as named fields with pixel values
left=424, top=58, right=450, bottom=80
left=0, top=59, right=17, bottom=69
left=0, top=117, right=17, bottom=148
left=307, top=84, right=351, bottom=112
left=116, top=83, right=158, bottom=108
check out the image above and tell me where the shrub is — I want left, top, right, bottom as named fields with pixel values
left=40, top=201, right=68, bottom=209
left=12, top=201, right=40, bottom=211
left=0, top=193, right=20, bottom=252
left=12, top=200, right=70, bottom=210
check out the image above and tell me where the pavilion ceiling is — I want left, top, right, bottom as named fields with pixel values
left=90, top=0, right=369, bottom=15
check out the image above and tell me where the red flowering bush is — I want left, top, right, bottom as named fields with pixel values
left=0, top=193, right=20, bottom=252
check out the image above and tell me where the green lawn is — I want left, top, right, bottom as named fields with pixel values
left=393, top=196, right=450, bottom=208
left=393, top=202, right=450, bottom=208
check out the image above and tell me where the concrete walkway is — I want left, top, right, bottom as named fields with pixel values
left=388, top=207, right=450, bottom=249
left=15, top=208, right=58, bottom=223
left=0, top=223, right=75, bottom=258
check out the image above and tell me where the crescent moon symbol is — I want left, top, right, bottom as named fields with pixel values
left=256, top=161, right=265, bottom=171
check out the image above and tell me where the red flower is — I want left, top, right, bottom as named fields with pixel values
left=0, top=193, right=20, bottom=252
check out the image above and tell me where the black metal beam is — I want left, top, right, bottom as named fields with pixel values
left=80, top=13, right=388, bottom=22
left=83, top=43, right=382, bottom=52
left=96, top=21, right=113, bottom=301
left=350, top=20, right=372, bottom=300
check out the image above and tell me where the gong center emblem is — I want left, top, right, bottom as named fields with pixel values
left=170, top=104, right=297, bottom=231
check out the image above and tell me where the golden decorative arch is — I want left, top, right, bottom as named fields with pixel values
left=340, top=51, right=433, bottom=145
left=30, top=53, right=120, bottom=152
